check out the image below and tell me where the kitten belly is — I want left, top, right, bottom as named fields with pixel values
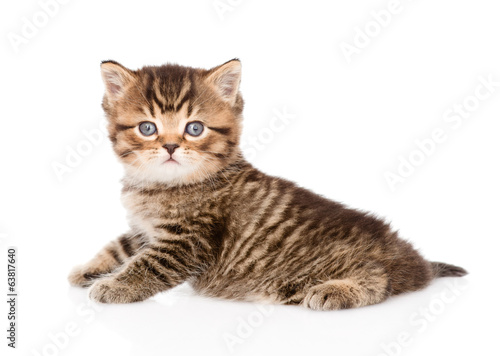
left=190, top=266, right=282, bottom=303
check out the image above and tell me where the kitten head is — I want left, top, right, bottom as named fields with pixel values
left=100, top=59, right=244, bottom=186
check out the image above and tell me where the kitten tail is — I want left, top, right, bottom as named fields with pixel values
left=431, top=262, right=468, bottom=278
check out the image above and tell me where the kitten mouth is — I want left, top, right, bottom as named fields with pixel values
left=164, top=158, right=180, bottom=165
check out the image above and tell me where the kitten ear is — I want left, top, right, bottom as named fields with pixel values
left=205, top=59, right=242, bottom=105
left=100, top=60, right=135, bottom=99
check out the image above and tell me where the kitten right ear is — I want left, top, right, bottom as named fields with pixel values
left=100, top=60, right=135, bottom=99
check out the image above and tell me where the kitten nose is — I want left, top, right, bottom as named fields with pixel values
left=163, top=143, right=179, bottom=155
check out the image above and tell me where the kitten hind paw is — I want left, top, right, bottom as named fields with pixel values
left=303, top=280, right=361, bottom=310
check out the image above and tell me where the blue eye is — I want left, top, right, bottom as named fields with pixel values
left=185, top=122, right=204, bottom=137
left=139, top=122, right=157, bottom=136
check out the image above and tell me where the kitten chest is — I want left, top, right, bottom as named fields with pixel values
left=120, top=188, right=207, bottom=238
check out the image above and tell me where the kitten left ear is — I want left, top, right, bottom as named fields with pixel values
left=205, top=59, right=242, bottom=105
left=100, top=60, right=135, bottom=100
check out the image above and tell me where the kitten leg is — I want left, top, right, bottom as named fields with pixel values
left=302, top=263, right=391, bottom=310
left=68, top=231, right=147, bottom=287
left=88, top=240, right=199, bottom=303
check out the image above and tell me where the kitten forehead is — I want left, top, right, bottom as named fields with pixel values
left=137, top=64, right=198, bottom=117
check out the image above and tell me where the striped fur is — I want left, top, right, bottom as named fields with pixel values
left=68, top=60, right=467, bottom=309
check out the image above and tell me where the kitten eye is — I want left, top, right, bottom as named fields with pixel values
left=185, top=122, right=204, bottom=137
left=139, top=121, right=157, bottom=136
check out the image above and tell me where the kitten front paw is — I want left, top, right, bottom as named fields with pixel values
left=88, top=277, right=146, bottom=304
left=68, top=265, right=99, bottom=288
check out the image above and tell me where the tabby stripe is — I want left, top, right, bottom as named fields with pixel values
left=129, top=188, right=164, bottom=196
left=174, top=92, right=191, bottom=112
left=218, top=184, right=267, bottom=263
left=115, top=124, right=135, bottom=132
left=155, top=224, right=186, bottom=235
left=253, top=192, right=290, bottom=235
left=147, top=253, right=185, bottom=275
left=155, top=239, right=194, bottom=255
left=228, top=190, right=284, bottom=268
left=212, top=152, right=226, bottom=159
left=151, top=246, right=192, bottom=267
left=226, top=185, right=266, bottom=244
left=242, top=169, right=261, bottom=183
left=147, top=77, right=165, bottom=114
left=270, top=227, right=320, bottom=273
left=164, top=102, right=175, bottom=112
left=126, top=142, right=143, bottom=150
left=224, top=162, right=247, bottom=186
left=261, top=223, right=311, bottom=271
left=261, top=204, right=295, bottom=237
left=118, top=235, right=134, bottom=257
left=151, top=89, right=166, bottom=114
left=141, top=258, right=172, bottom=285
left=165, top=233, right=211, bottom=254
left=189, top=234, right=212, bottom=252
left=239, top=222, right=301, bottom=277
left=135, top=234, right=149, bottom=251
left=186, top=71, right=195, bottom=117
left=232, top=170, right=250, bottom=188
left=106, top=247, right=122, bottom=263
left=208, top=126, right=231, bottom=135
left=144, top=75, right=156, bottom=116
left=83, top=272, right=100, bottom=280
left=154, top=78, right=173, bottom=113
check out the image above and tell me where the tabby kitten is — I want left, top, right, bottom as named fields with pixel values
left=68, top=59, right=466, bottom=310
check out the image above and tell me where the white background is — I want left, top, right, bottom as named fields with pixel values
left=1, top=0, right=499, bottom=355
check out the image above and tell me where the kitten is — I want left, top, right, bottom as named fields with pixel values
left=68, top=59, right=467, bottom=310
